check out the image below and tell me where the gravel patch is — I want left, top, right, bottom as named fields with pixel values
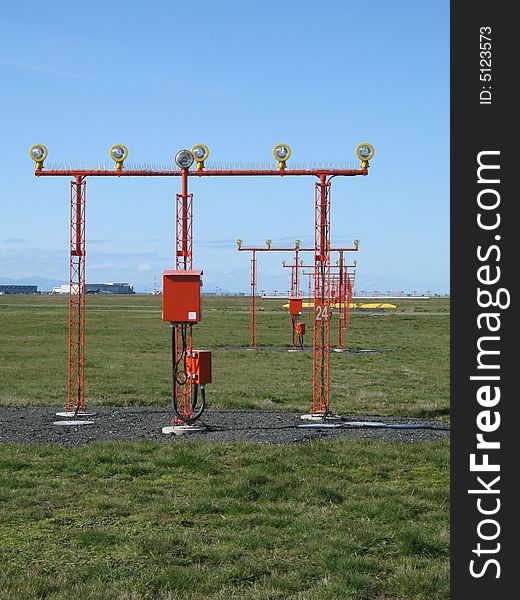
left=0, top=407, right=449, bottom=447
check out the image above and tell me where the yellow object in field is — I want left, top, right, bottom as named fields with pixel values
left=283, top=302, right=397, bottom=310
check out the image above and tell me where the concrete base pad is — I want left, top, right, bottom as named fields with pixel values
left=299, top=422, right=343, bottom=429
left=53, top=420, right=95, bottom=426
left=162, top=423, right=207, bottom=435
left=56, top=411, right=96, bottom=417
left=300, top=413, right=342, bottom=422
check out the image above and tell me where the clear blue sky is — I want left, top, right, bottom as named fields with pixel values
left=0, top=0, right=449, bottom=293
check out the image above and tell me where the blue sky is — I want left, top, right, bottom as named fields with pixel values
left=0, top=1, right=449, bottom=293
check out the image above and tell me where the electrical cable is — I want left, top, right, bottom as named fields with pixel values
left=170, top=323, right=206, bottom=424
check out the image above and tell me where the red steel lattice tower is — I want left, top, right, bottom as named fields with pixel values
left=67, top=176, right=87, bottom=413
left=250, top=250, right=257, bottom=349
left=173, top=169, right=195, bottom=422
left=313, top=175, right=332, bottom=415
left=176, top=172, right=193, bottom=270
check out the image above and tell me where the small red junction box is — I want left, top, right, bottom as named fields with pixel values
left=162, top=270, right=202, bottom=323
left=295, top=322, right=306, bottom=335
left=186, top=350, right=212, bottom=384
left=289, top=297, right=303, bottom=316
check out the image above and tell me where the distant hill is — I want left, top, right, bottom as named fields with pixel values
left=0, top=276, right=66, bottom=291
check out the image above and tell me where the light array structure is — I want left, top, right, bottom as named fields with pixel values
left=237, top=241, right=359, bottom=349
left=290, top=261, right=357, bottom=350
left=31, top=141, right=373, bottom=422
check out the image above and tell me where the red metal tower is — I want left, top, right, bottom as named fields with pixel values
left=250, top=249, right=257, bottom=349
left=171, top=168, right=198, bottom=425
left=66, top=176, right=88, bottom=415
left=313, top=176, right=332, bottom=415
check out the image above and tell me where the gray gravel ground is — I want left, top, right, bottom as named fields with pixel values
left=0, top=407, right=449, bottom=446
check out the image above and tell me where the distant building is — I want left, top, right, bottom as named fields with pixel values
left=0, top=285, right=38, bottom=294
left=52, top=283, right=134, bottom=295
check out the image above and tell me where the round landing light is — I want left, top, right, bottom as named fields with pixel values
left=175, top=149, right=195, bottom=169
left=110, top=144, right=128, bottom=162
left=355, top=143, right=374, bottom=162
left=30, top=144, right=48, bottom=162
left=272, top=144, right=291, bottom=167
left=191, top=144, right=209, bottom=162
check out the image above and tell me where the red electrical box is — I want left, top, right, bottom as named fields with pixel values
left=289, top=297, right=303, bottom=316
left=186, top=350, right=212, bottom=384
left=162, top=270, right=202, bottom=323
left=295, top=322, right=305, bottom=335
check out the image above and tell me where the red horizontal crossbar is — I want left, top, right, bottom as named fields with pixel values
left=36, top=168, right=368, bottom=178
left=238, top=246, right=358, bottom=252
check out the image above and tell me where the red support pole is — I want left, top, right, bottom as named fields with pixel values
left=250, top=250, right=257, bottom=349
left=173, top=168, right=195, bottom=423
left=67, top=176, right=86, bottom=413
left=338, top=251, right=344, bottom=349
left=291, top=248, right=301, bottom=298
left=308, top=273, right=313, bottom=319
left=313, top=175, right=331, bottom=415
left=176, top=169, right=193, bottom=270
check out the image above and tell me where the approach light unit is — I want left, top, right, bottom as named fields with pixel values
left=175, top=149, right=195, bottom=169
left=110, top=144, right=128, bottom=170
left=294, top=239, right=301, bottom=250
left=354, top=239, right=360, bottom=249
left=236, top=239, right=243, bottom=249
left=355, top=143, right=374, bottom=168
left=30, top=144, right=48, bottom=169
left=265, top=239, right=272, bottom=249
left=272, top=144, right=291, bottom=170
left=191, top=144, right=209, bottom=170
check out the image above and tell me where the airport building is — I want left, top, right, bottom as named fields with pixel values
left=52, top=283, right=135, bottom=295
left=0, top=285, right=38, bottom=294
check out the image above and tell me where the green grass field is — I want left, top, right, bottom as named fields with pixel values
left=0, top=295, right=449, bottom=418
left=0, top=295, right=450, bottom=599
left=0, top=440, right=449, bottom=600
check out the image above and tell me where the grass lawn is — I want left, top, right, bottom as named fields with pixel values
left=0, top=295, right=449, bottom=418
left=0, top=439, right=449, bottom=600
left=0, top=295, right=450, bottom=599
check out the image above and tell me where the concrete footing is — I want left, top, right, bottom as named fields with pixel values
left=53, top=420, right=95, bottom=426
left=300, top=413, right=342, bottom=422
left=162, top=423, right=207, bottom=435
left=56, top=411, right=96, bottom=417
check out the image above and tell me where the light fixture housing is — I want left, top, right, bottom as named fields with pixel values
left=355, top=143, right=374, bottom=166
left=175, top=150, right=195, bottom=169
left=110, top=144, right=128, bottom=170
left=191, top=144, right=209, bottom=170
left=265, top=239, right=272, bottom=249
left=236, top=239, right=243, bottom=249
left=354, top=239, right=360, bottom=249
left=30, top=144, right=48, bottom=169
left=294, top=239, right=301, bottom=250
left=272, top=144, right=291, bottom=169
